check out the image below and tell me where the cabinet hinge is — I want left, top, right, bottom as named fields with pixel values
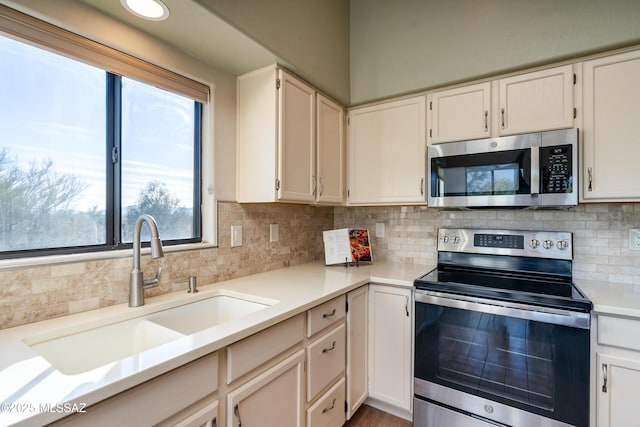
left=429, top=129, right=432, bottom=138
left=111, top=146, right=119, bottom=164
left=429, top=101, right=432, bottom=111
left=345, top=300, right=349, bottom=312
left=347, top=117, right=350, bottom=125
left=347, top=189, right=350, bottom=198
left=573, top=73, right=577, bottom=85
left=344, top=401, right=348, bottom=413
left=275, top=178, right=281, bottom=191
left=276, top=78, right=281, bottom=90
left=573, top=108, right=577, bottom=119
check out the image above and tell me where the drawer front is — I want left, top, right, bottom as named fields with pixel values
left=598, top=315, right=640, bottom=351
left=307, top=323, right=346, bottom=401
left=227, top=314, right=304, bottom=383
left=307, top=295, right=346, bottom=337
left=307, top=377, right=346, bottom=427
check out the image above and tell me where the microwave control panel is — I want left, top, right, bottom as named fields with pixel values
left=540, top=144, right=573, bottom=194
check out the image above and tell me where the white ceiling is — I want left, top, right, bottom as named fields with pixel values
left=77, top=0, right=279, bottom=75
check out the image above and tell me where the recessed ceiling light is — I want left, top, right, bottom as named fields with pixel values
left=121, top=0, right=169, bottom=21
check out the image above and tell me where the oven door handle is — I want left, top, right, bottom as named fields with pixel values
left=415, top=289, right=590, bottom=329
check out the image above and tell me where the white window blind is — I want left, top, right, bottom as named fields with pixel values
left=0, top=4, right=209, bottom=104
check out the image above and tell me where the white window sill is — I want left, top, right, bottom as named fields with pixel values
left=0, top=242, right=217, bottom=271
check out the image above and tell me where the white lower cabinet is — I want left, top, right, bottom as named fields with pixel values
left=597, top=353, right=640, bottom=427
left=161, top=399, right=219, bottom=427
left=595, top=313, right=640, bottom=427
left=226, top=350, right=305, bottom=427
left=307, top=377, right=346, bottom=427
left=346, top=285, right=368, bottom=419
left=367, top=284, right=413, bottom=417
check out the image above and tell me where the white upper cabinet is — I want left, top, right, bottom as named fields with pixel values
left=237, top=65, right=344, bottom=205
left=428, top=82, right=491, bottom=143
left=582, top=50, right=640, bottom=201
left=348, top=95, right=426, bottom=205
left=278, top=70, right=316, bottom=203
left=427, top=65, right=574, bottom=144
left=316, top=94, right=345, bottom=204
left=498, top=64, right=574, bottom=136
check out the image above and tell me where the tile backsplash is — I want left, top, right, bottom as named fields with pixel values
left=334, top=203, right=640, bottom=284
left=0, top=202, right=333, bottom=330
left=2, top=202, right=639, bottom=329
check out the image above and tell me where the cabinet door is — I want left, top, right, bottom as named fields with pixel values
left=348, top=96, right=426, bottom=205
left=346, top=285, right=368, bottom=419
left=316, top=94, right=345, bottom=204
left=597, top=353, right=640, bottom=427
left=227, top=350, right=304, bottom=427
left=428, top=82, right=491, bottom=144
left=582, top=51, right=640, bottom=201
left=368, top=284, right=412, bottom=412
left=498, top=65, right=574, bottom=135
left=278, top=70, right=316, bottom=203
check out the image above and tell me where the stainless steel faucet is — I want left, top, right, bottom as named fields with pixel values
left=129, top=214, right=164, bottom=307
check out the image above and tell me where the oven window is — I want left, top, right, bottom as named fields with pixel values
left=431, top=149, right=530, bottom=197
left=414, top=303, right=589, bottom=426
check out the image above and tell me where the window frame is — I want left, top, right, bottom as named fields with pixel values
left=0, top=6, right=209, bottom=261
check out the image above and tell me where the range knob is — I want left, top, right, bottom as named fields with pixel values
left=543, top=240, right=555, bottom=249
left=452, top=236, right=460, bottom=244
left=530, top=239, right=540, bottom=249
left=442, top=235, right=449, bottom=243
left=557, top=240, right=569, bottom=250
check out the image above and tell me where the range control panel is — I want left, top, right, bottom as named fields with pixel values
left=438, top=228, right=573, bottom=260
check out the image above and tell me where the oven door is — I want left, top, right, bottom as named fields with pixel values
left=414, top=290, right=590, bottom=427
left=428, top=133, right=538, bottom=208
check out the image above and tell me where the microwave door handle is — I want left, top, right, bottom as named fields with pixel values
left=530, top=146, right=540, bottom=195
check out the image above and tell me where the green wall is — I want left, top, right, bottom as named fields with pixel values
left=350, top=0, right=640, bottom=104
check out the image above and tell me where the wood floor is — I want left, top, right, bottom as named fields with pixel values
left=344, top=404, right=412, bottom=427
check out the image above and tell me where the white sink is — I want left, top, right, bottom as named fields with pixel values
left=26, top=318, right=185, bottom=375
left=25, top=290, right=276, bottom=374
left=147, top=291, right=276, bottom=335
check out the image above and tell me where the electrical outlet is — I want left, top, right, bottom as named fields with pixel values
left=270, top=224, right=279, bottom=243
left=231, top=225, right=242, bottom=247
left=629, top=229, right=640, bottom=251
left=375, top=222, right=385, bottom=238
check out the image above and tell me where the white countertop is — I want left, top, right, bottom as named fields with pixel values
left=0, top=261, right=430, bottom=426
left=577, top=280, right=640, bottom=318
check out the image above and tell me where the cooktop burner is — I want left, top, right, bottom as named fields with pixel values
left=414, top=228, right=592, bottom=313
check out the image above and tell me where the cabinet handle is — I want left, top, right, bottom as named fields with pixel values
left=319, top=177, right=324, bottom=196
left=405, top=296, right=410, bottom=317
left=602, top=363, right=608, bottom=393
left=484, top=110, right=488, bottom=132
left=234, top=404, right=242, bottom=427
left=420, top=178, right=424, bottom=195
left=322, top=340, right=336, bottom=353
left=501, top=108, right=505, bottom=129
left=322, top=398, right=337, bottom=414
left=588, top=167, right=593, bottom=192
left=212, top=417, right=217, bottom=427
left=322, top=308, right=336, bottom=319
left=311, top=176, right=317, bottom=196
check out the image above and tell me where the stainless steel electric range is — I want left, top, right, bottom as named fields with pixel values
left=414, top=228, right=592, bottom=427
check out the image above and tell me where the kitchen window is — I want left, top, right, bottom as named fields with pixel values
left=0, top=23, right=206, bottom=259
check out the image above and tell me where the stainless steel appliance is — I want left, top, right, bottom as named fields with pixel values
left=428, top=128, right=578, bottom=208
left=414, top=228, right=591, bottom=427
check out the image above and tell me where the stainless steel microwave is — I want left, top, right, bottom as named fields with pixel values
left=428, top=128, right=578, bottom=208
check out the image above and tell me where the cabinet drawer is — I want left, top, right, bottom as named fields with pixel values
left=307, top=323, right=346, bottom=401
left=307, top=295, right=345, bottom=337
left=307, top=377, right=346, bottom=427
left=227, top=314, right=304, bottom=383
left=598, top=315, right=640, bottom=351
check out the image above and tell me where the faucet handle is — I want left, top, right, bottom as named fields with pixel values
left=143, top=267, right=162, bottom=289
